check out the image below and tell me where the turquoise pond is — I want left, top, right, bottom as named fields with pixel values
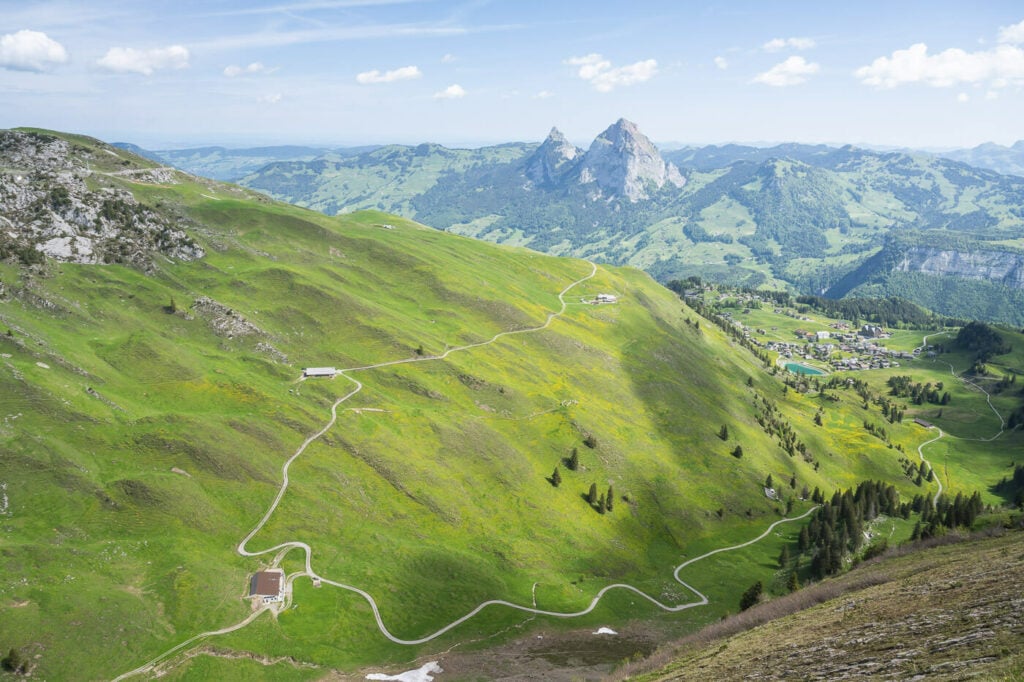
left=785, top=363, right=826, bottom=376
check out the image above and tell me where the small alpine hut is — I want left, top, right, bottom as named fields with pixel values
left=303, top=367, right=337, bottom=378
left=249, top=569, right=285, bottom=604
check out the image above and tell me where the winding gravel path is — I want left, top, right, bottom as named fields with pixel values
left=116, top=262, right=817, bottom=676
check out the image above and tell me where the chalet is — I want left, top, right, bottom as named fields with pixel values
left=249, top=569, right=285, bottom=604
left=914, top=418, right=934, bottom=429
left=816, top=330, right=831, bottom=341
left=596, top=293, right=618, bottom=303
left=303, top=367, right=337, bottom=378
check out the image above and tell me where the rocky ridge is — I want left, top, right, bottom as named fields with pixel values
left=0, top=130, right=203, bottom=267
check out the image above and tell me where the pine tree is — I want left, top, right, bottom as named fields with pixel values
left=551, top=466, right=561, bottom=487
left=606, top=485, right=615, bottom=512
left=568, top=448, right=579, bottom=471
left=718, top=424, right=729, bottom=440
left=587, top=482, right=598, bottom=505
left=739, top=581, right=763, bottom=611
left=765, top=473, right=774, bottom=489
left=798, top=526, right=810, bottom=552
left=732, top=445, right=744, bottom=459
left=787, top=570, right=800, bottom=593
left=778, top=544, right=790, bottom=567
left=790, top=475, right=797, bottom=489
left=814, top=411, right=823, bottom=426
left=598, top=493, right=606, bottom=514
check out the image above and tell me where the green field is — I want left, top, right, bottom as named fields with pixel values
left=1, top=130, right=1021, bottom=680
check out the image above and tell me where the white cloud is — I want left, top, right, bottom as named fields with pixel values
left=0, top=30, right=68, bottom=72
left=441, top=53, right=456, bottom=63
left=753, top=55, right=820, bottom=86
left=224, top=62, right=271, bottom=77
left=714, top=56, right=728, bottom=70
left=986, top=89, right=999, bottom=99
left=997, top=18, right=1024, bottom=45
left=533, top=90, right=553, bottom=99
left=355, top=64, right=421, bottom=84
left=433, top=83, right=466, bottom=99
left=97, top=45, right=189, bottom=75
left=855, top=42, right=1024, bottom=88
left=258, top=93, right=282, bottom=104
left=957, top=92, right=969, bottom=102
left=565, top=53, right=658, bottom=92
left=763, top=37, right=816, bottom=52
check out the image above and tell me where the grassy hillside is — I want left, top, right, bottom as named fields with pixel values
left=0, top=130, right=1020, bottom=680
left=624, top=529, right=1024, bottom=681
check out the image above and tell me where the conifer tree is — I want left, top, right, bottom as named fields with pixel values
left=718, top=424, right=729, bottom=440
left=787, top=571, right=800, bottom=592
left=598, top=493, right=606, bottom=514
left=765, top=473, right=774, bottom=489
left=587, top=482, right=598, bottom=505
left=739, top=581, right=762, bottom=611
left=568, top=448, right=579, bottom=471
left=551, top=466, right=561, bottom=487
left=778, top=544, right=790, bottom=567
left=606, top=485, right=615, bottom=512
left=732, top=445, right=744, bottom=459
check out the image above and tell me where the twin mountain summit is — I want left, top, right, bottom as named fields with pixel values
left=121, top=118, right=1024, bottom=326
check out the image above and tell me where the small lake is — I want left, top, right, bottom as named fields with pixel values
left=785, top=363, right=825, bottom=376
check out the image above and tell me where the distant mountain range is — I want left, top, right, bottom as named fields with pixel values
left=111, top=142, right=380, bottom=181
left=122, top=123, right=1024, bottom=324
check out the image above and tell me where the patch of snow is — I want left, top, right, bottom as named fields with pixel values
left=35, top=362, right=50, bottom=369
left=593, top=627, right=618, bottom=635
left=764, top=487, right=778, bottom=500
left=366, top=662, right=442, bottom=682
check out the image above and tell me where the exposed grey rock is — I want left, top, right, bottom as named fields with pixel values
left=0, top=130, right=203, bottom=266
left=572, top=118, right=685, bottom=202
left=895, top=247, right=1024, bottom=289
left=524, top=127, right=582, bottom=186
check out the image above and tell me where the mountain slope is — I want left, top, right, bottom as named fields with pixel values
left=625, top=529, right=1024, bottom=681
left=236, top=122, right=1024, bottom=321
left=2, top=129, right=1020, bottom=680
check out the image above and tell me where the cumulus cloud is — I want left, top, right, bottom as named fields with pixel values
left=224, top=61, right=271, bottom=77
left=355, top=65, right=421, bottom=84
left=565, top=53, right=658, bottom=92
left=998, top=18, right=1024, bottom=45
left=855, top=42, right=1024, bottom=88
left=0, top=29, right=68, bottom=72
left=763, top=37, right=816, bottom=52
left=441, top=53, right=456, bottom=63
left=753, top=55, right=820, bottom=86
left=433, top=83, right=466, bottom=99
left=97, top=45, right=189, bottom=75
left=714, top=56, right=729, bottom=70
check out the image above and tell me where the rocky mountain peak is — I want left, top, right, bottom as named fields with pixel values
left=524, top=127, right=582, bottom=186
left=574, top=118, right=685, bottom=201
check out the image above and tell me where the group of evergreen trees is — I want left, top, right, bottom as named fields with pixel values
left=753, top=394, right=813, bottom=464
left=994, top=464, right=1024, bottom=508
left=954, top=321, right=1012, bottom=362
left=886, top=375, right=951, bottom=406
left=909, top=491, right=985, bottom=540
left=796, top=481, right=902, bottom=580
left=549, top=445, right=617, bottom=515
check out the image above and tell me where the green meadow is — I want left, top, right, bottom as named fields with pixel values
left=0, top=131, right=1020, bottom=680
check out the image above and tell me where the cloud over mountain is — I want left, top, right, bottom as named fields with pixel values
left=566, top=53, right=658, bottom=92
left=97, top=45, right=189, bottom=75
left=754, top=56, right=820, bottom=86
left=355, top=65, right=422, bottom=84
left=0, top=30, right=68, bottom=72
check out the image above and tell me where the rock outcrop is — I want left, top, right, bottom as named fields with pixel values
left=894, top=247, right=1024, bottom=289
left=572, top=118, right=685, bottom=201
left=0, top=130, right=203, bottom=266
left=524, top=127, right=582, bottom=187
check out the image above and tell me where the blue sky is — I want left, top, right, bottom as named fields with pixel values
left=1, top=0, right=1023, bottom=149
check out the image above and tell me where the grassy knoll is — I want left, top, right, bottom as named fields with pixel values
left=1, top=130, right=1021, bottom=680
